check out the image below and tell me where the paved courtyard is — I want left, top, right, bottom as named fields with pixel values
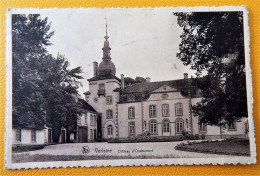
left=13, top=140, right=245, bottom=159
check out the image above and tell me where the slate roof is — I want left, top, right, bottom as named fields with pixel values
left=78, top=98, right=97, bottom=113
left=88, top=74, right=121, bottom=82
left=121, top=78, right=192, bottom=94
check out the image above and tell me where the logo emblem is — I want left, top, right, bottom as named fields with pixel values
left=82, top=146, right=90, bottom=154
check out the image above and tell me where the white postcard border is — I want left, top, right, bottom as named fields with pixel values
left=5, top=6, right=256, bottom=169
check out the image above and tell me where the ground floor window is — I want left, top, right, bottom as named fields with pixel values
left=199, top=122, right=207, bottom=132
left=31, top=129, right=36, bottom=142
left=16, top=129, right=21, bottom=142
left=107, top=125, right=113, bottom=135
left=129, top=121, right=135, bottom=135
left=176, top=118, right=184, bottom=133
left=228, top=122, right=236, bottom=131
left=149, top=120, right=157, bottom=134
left=162, top=119, right=170, bottom=133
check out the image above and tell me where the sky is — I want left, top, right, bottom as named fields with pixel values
left=41, top=8, right=196, bottom=96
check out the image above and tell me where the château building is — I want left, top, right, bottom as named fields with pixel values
left=83, top=26, right=248, bottom=142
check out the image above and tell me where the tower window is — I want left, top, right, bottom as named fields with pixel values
left=128, top=107, right=135, bottom=119
left=106, top=109, right=113, bottom=119
left=98, top=83, right=105, bottom=96
left=107, top=125, right=113, bottom=135
left=129, top=121, right=135, bottom=135
left=106, top=96, right=112, bottom=104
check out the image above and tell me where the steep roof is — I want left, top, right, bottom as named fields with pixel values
left=121, top=78, right=192, bottom=94
left=78, top=98, right=97, bottom=113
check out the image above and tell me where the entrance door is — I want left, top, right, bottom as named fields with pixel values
left=61, top=129, right=66, bottom=143
left=48, top=128, right=52, bottom=143
left=78, top=127, right=88, bottom=143
left=94, top=129, right=97, bottom=141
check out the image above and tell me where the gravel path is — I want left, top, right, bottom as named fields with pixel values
left=13, top=140, right=244, bottom=159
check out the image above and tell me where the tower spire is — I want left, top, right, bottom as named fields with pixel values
left=105, top=18, right=109, bottom=40
left=103, top=18, right=111, bottom=60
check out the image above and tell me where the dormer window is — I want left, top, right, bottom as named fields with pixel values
left=128, top=94, right=135, bottom=101
left=98, top=83, right=105, bottom=96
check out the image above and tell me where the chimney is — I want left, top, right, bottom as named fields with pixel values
left=93, top=62, right=98, bottom=76
left=121, top=74, right=125, bottom=89
left=184, top=73, right=188, bottom=79
left=146, top=77, right=151, bottom=83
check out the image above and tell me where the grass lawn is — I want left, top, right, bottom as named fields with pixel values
left=175, top=139, right=250, bottom=156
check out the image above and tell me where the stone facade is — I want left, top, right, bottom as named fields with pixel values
left=85, top=29, right=248, bottom=141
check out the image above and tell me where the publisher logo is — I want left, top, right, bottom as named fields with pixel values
left=82, top=146, right=90, bottom=154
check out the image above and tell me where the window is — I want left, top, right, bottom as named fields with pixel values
left=106, top=109, right=113, bottom=119
left=162, top=104, right=169, bottom=117
left=128, top=107, right=135, bottom=119
left=85, top=115, right=88, bottom=124
left=90, top=115, right=93, bottom=125
left=90, top=129, right=93, bottom=140
left=16, top=129, right=21, bottom=142
left=199, top=123, right=207, bottom=132
left=106, top=96, right=112, bottom=104
left=129, top=122, right=135, bottom=135
left=228, top=122, right=236, bottom=131
left=94, top=115, right=97, bottom=126
left=176, top=118, right=184, bottom=133
left=98, top=83, right=105, bottom=96
left=77, top=116, right=81, bottom=124
left=175, top=103, right=183, bottom=116
left=162, top=119, right=170, bottom=133
left=149, top=120, right=157, bottom=134
left=149, top=105, right=156, bottom=117
left=107, top=125, right=113, bottom=135
left=31, top=130, right=36, bottom=142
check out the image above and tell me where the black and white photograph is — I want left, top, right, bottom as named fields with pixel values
left=5, top=7, right=255, bottom=169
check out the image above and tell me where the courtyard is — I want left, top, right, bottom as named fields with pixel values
left=12, top=140, right=249, bottom=163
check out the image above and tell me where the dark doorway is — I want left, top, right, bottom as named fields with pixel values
left=78, top=127, right=88, bottom=143
left=94, top=129, right=97, bottom=141
left=97, top=115, right=102, bottom=142
left=48, top=128, right=52, bottom=143
left=61, top=129, right=66, bottom=143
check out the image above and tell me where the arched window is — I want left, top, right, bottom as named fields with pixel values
left=162, top=119, right=170, bottom=133
left=149, top=120, right=157, bottom=134
left=107, top=125, right=113, bottom=135
left=176, top=118, right=184, bottom=133
left=129, top=121, right=135, bottom=135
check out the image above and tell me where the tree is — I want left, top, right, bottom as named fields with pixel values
left=12, top=14, right=54, bottom=129
left=12, top=14, right=83, bottom=142
left=174, top=12, right=248, bottom=126
left=124, top=76, right=146, bottom=86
